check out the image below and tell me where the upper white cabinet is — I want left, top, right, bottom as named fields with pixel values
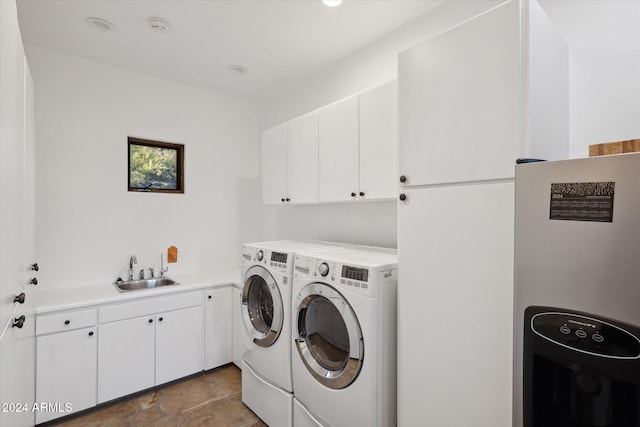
left=318, top=97, right=359, bottom=202
left=261, top=113, right=319, bottom=205
left=286, top=112, right=319, bottom=204
left=398, top=0, right=568, bottom=187
left=261, top=124, right=287, bottom=205
left=359, top=81, right=398, bottom=200
left=262, top=82, right=398, bottom=205
left=399, top=1, right=521, bottom=186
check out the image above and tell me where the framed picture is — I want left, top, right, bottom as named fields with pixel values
left=128, top=137, right=184, bottom=194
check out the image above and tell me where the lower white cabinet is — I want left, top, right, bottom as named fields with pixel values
left=36, top=286, right=232, bottom=420
left=36, top=326, right=97, bottom=424
left=156, top=305, right=204, bottom=384
left=97, top=315, right=155, bottom=403
left=98, top=293, right=204, bottom=403
left=204, top=287, right=232, bottom=370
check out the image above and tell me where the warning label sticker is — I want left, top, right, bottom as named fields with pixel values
left=549, top=182, right=614, bottom=222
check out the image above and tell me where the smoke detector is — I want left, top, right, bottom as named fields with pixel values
left=149, top=17, right=171, bottom=33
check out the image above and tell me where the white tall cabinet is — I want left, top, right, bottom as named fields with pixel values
left=397, top=1, right=568, bottom=426
left=0, top=1, right=37, bottom=426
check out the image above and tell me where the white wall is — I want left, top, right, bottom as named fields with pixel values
left=28, top=46, right=260, bottom=289
left=257, top=0, right=504, bottom=248
left=569, top=47, right=640, bottom=158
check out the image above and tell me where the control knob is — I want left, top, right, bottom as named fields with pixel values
left=256, top=250, right=264, bottom=261
left=319, top=262, right=330, bottom=277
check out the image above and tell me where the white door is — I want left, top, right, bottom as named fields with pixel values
left=397, top=183, right=514, bottom=427
left=242, top=266, right=284, bottom=347
left=98, top=316, right=155, bottom=403
left=359, top=81, right=398, bottom=200
left=156, top=305, right=204, bottom=385
left=318, top=96, right=359, bottom=202
left=261, top=124, right=287, bottom=205
left=398, top=0, right=521, bottom=186
left=286, top=112, right=318, bottom=204
left=36, top=327, right=97, bottom=424
left=204, top=287, right=232, bottom=370
left=293, top=282, right=363, bottom=389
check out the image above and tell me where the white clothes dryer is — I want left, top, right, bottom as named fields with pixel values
left=291, top=246, right=398, bottom=427
left=240, top=240, right=342, bottom=427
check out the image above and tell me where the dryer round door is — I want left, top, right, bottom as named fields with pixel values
left=242, top=265, right=284, bottom=347
left=294, top=282, right=364, bottom=389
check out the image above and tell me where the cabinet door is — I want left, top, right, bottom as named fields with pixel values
left=398, top=1, right=521, bottom=185
left=286, top=112, right=318, bottom=204
left=261, top=124, right=287, bottom=205
left=98, top=316, right=155, bottom=403
left=156, top=305, right=204, bottom=385
left=204, top=287, right=232, bottom=370
left=36, top=327, right=97, bottom=424
left=397, top=184, right=514, bottom=427
left=318, top=96, right=359, bottom=202
left=359, top=82, right=398, bottom=200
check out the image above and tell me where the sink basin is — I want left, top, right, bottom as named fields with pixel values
left=113, top=277, right=179, bottom=292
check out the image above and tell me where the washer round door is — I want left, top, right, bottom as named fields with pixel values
left=294, top=282, right=364, bottom=389
left=242, top=265, right=284, bottom=347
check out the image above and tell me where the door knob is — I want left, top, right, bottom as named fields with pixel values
left=399, top=193, right=407, bottom=201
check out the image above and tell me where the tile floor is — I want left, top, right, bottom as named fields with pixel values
left=49, top=364, right=266, bottom=427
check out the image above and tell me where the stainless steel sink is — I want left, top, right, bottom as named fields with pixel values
left=113, top=277, right=179, bottom=292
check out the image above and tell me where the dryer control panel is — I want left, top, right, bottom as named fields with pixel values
left=294, top=255, right=395, bottom=298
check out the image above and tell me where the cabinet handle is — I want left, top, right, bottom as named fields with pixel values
left=88, top=331, right=94, bottom=337
left=64, top=320, right=70, bottom=325
left=281, top=198, right=285, bottom=202
left=351, top=192, right=356, bottom=197
left=359, top=192, right=365, bottom=197
left=399, top=175, right=407, bottom=183
left=208, top=295, right=212, bottom=300
left=149, top=318, right=153, bottom=323
left=159, top=317, right=163, bottom=322
left=31, top=263, right=39, bottom=271
left=14, top=293, right=26, bottom=304
left=12, top=315, right=25, bottom=329
left=30, top=278, right=38, bottom=285
left=399, top=193, right=407, bottom=201
left=286, top=198, right=290, bottom=202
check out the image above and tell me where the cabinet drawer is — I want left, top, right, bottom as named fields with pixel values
left=36, top=308, right=97, bottom=335
left=99, top=291, right=203, bottom=324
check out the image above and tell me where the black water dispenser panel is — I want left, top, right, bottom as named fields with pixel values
left=532, top=312, right=640, bottom=359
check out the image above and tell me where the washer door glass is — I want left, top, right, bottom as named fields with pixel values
left=242, top=266, right=283, bottom=347
left=294, top=282, right=363, bottom=389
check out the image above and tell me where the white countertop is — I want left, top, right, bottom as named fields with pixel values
left=28, top=268, right=241, bottom=315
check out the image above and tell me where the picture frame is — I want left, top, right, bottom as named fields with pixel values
left=128, top=137, right=184, bottom=194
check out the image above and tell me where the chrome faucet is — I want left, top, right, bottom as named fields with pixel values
left=129, top=255, right=137, bottom=281
left=160, top=253, right=168, bottom=278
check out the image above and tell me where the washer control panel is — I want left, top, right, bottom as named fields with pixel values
left=531, top=311, right=640, bottom=359
left=242, top=245, right=291, bottom=274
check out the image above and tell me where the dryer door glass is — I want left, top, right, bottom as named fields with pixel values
left=294, top=282, right=363, bottom=389
left=242, top=266, right=284, bottom=347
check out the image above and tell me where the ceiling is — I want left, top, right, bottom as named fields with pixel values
left=16, top=0, right=640, bottom=103
left=16, top=0, right=444, bottom=102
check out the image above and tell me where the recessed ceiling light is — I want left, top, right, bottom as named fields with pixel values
left=228, top=65, right=248, bottom=76
left=85, top=17, right=115, bottom=32
left=322, top=0, right=343, bottom=7
left=149, top=17, right=171, bottom=33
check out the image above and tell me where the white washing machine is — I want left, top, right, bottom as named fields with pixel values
left=291, top=246, right=398, bottom=427
left=241, top=240, right=342, bottom=427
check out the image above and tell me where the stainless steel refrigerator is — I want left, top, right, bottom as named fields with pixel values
left=514, top=153, right=640, bottom=427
